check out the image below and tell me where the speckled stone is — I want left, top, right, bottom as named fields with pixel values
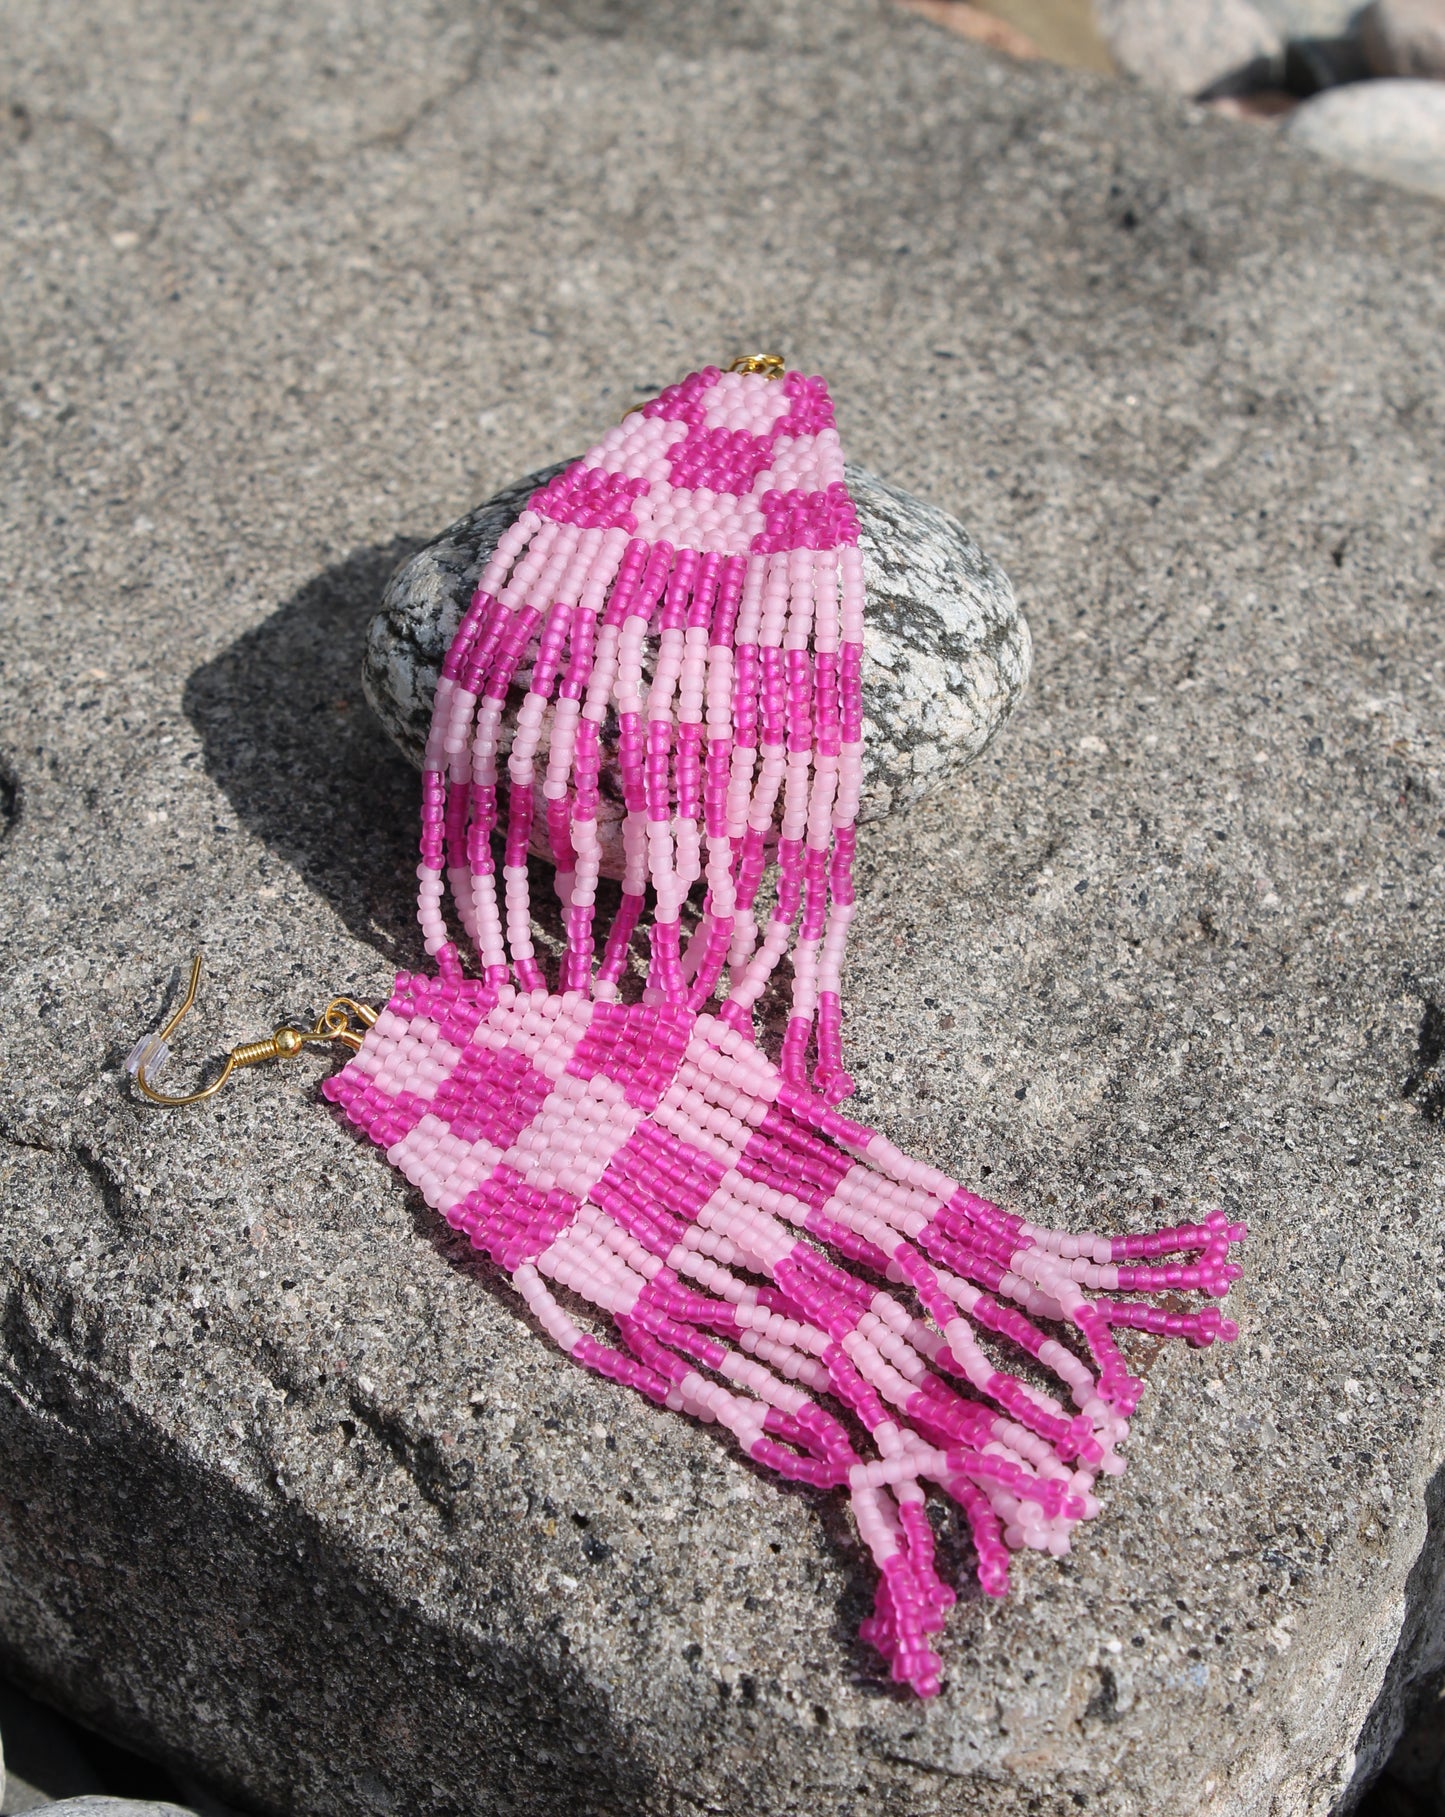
left=362, top=458, right=1031, bottom=872
left=40, top=1804, right=201, bottom=1816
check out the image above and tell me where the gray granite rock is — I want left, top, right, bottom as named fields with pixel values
left=2, top=2, right=1444, bottom=1816
left=1092, top=0, right=1282, bottom=92
left=1285, top=76, right=1445, bottom=193
left=1361, top=0, right=1445, bottom=74
left=40, top=1804, right=200, bottom=1816
left=362, top=459, right=1030, bottom=872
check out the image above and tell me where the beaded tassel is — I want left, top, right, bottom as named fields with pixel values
left=325, top=365, right=1245, bottom=1698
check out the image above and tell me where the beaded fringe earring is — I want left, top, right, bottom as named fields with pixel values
left=322, top=360, right=1245, bottom=1698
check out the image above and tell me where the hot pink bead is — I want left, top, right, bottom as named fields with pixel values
left=321, top=363, right=1246, bottom=1702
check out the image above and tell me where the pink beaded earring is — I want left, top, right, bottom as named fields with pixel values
left=132, top=357, right=1245, bottom=1698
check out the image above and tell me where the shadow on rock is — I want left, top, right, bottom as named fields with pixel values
left=1402, top=1001, right=1445, bottom=1124
left=184, top=542, right=429, bottom=970
left=0, top=1316, right=664, bottom=1817
left=1349, top=1459, right=1445, bottom=1815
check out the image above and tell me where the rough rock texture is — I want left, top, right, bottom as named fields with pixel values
left=1285, top=77, right=1445, bottom=194
left=1092, top=0, right=1282, bottom=92
left=1, top=3, right=1444, bottom=1816
left=1361, top=0, right=1445, bottom=75
left=362, top=458, right=1031, bottom=865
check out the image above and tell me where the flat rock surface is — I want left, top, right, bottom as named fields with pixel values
left=0, top=4, right=1442, bottom=1817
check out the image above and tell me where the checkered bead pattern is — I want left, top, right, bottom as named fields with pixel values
left=324, top=365, right=1247, bottom=1697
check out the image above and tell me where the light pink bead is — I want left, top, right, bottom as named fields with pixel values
left=314, top=363, right=1250, bottom=1705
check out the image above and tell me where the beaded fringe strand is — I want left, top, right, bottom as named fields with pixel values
left=325, top=366, right=1245, bottom=1697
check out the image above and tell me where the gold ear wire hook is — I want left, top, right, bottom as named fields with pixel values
left=126, top=953, right=377, bottom=1108
left=621, top=353, right=786, bottom=421
left=725, top=353, right=785, bottom=379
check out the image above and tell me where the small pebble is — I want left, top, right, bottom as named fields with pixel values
left=1360, top=0, right=1445, bottom=76
left=1093, top=0, right=1281, bottom=95
left=33, top=1804, right=200, bottom=1816
left=1285, top=76, right=1445, bottom=196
